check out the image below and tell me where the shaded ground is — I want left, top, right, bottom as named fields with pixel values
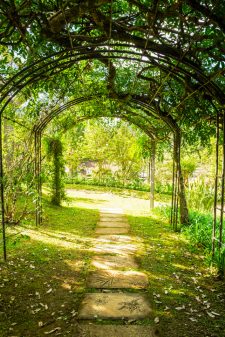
left=0, top=187, right=224, bottom=336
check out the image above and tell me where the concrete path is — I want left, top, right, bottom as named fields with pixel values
left=78, top=208, right=157, bottom=336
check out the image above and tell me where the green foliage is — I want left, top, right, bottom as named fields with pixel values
left=181, top=159, right=197, bottom=184
left=45, top=137, right=65, bottom=206
left=182, top=211, right=225, bottom=275
left=182, top=211, right=213, bottom=249
left=66, top=176, right=150, bottom=192
left=62, top=119, right=147, bottom=184
left=3, top=122, right=35, bottom=225
left=155, top=205, right=225, bottom=275
left=186, top=179, right=214, bottom=212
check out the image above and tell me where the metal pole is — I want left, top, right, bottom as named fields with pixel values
left=34, top=130, right=42, bottom=226
left=219, top=110, right=225, bottom=250
left=172, top=134, right=179, bottom=231
left=38, top=132, right=42, bottom=224
left=0, top=115, right=6, bottom=260
left=212, top=110, right=219, bottom=257
left=171, top=137, right=176, bottom=226
left=150, top=139, right=155, bottom=210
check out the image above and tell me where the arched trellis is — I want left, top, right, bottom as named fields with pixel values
left=0, top=42, right=224, bottom=263
left=1, top=43, right=225, bottom=113
left=31, top=94, right=179, bottom=230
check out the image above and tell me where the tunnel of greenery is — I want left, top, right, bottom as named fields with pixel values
left=0, top=0, right=225, bottom=273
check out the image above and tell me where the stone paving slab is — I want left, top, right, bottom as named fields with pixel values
left=92, top=243, right=137, bottom=255
left=91, top=255, right=138, bottom=270
left=87, top=270, right=148, bottom=289
left=97, top=222, right=129, bottom=228
left=77, top=324, right=157, bottom=337
left=78, top=293, right=152, bottom=319
left=95, top=235, right=134, bottom=243
left=100, top=216, right=128, bottom=223
left=95, top=227, right=129, bottom=235
left=100, top=208, right=123, bottom=214
left=100, top=212, right=126, bottom=219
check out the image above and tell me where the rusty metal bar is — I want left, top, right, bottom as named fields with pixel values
left=171, top=134, right=179, bottom=231
left=34, top=130, right=42, bottom=226
left=0, top=115, right=6, bottom=260
left=212, top=110, right=219, bottom=257
left=219, top=110, right=225, bottom=250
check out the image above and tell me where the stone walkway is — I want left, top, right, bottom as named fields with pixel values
left=77, top=208, right=157, bottom=337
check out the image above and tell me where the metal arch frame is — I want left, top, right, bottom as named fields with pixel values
left=212, top=108, right=225, bottom=269
left=32, top=94, right=170, bottom=227
left=1, top=43, right=224, bottom=112
left=1, top=43, right=224, bottom=260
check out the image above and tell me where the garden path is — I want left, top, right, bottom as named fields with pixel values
left=77, top=207, right=157, bottom=337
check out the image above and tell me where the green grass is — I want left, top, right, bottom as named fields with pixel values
left=66, top=183, right=171, bottom=203
left=0, top=197, right=99, bottom=337
left=0, top=187, right=225, bottom=337
left=128, top=209, right=225, bottom=337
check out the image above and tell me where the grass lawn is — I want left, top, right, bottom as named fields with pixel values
left=0, top=186, right=224, bottom=337
left=0, top=196, right=99, bottom=337
left=128, top=208, right=225, bottom=337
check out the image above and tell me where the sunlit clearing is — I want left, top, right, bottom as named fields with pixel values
left=18, top=228, right=93, bottom=251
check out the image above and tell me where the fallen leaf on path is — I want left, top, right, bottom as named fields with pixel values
left=175, top=305, right=185, bottom=311
left=154, top=317, right=160, bottom=324
left=44, top=327, right=61, bottom=335
left=189, top=317, right=198, bottom=322
left=195, top=296, right=201, bottom=303
left=211, top=311, right=220, bottom=316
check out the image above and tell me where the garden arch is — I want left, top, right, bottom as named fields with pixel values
left=32, top=94, right=171, bottom=225
left=0, top=1, right=224, bottom=263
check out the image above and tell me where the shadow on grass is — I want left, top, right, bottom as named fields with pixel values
left=0, top=202, right=99, bottom=337
left=128, top=212, right=225, bottom=337
left=1, top=199, right=225, bottom=337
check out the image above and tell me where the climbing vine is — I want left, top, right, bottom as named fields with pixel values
left=45, top=137, right=65, bottom=206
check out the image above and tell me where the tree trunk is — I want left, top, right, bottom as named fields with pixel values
left=174, top=131, right=189, bottom=225
left=150, top=139, right=156, bottom=209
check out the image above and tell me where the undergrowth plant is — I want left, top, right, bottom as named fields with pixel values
left=154, top=206, right=225, bottom=276
left=45, top=137, right=65, bottom=206
left=186, top=179, right=214, bottom=212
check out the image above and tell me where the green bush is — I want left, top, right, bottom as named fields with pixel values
left=186, top=179, right=214, bottom=212
left=155, top=206, right=225, bottom=276
left=182, top=211, right=213, bottom=249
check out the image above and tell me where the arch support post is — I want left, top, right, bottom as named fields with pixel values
left=171, top=133, right=179, bottom=231
left=212, top=109, right=225, bottom=272
left=34, top=130, right=42, bottom=226
left=149, top=139, right=156, bottom=210
left=171, top=130, right=189, bottom=230
left=0, top=115, right=6, bottom=260
left=212, top=110, right=220, bottom=257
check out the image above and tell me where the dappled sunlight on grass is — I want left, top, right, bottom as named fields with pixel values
left=172, top=263, right=195, bottom=271
left=15, top=228, right=94, bottom=251
left=128, top=210, right=225, bottom=337
left=1, top=187, right=225, bottom=337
